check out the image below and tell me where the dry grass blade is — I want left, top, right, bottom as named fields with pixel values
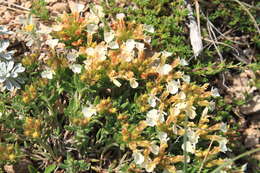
left=198, top=139, right=214, bottom=173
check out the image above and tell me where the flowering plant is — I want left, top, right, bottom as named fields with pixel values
left=0, top=2, right=252, bottom=173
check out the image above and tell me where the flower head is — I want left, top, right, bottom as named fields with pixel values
left=104, top=30, right=115, bottom=43
left=167, top=80, right=180, bottom=95
left=218, top=137, right=228, bottom=153
left=211, top=87, right=220, bottom=97
left=146, top=109, right=165, bottom=126
left=41, top=68, right=54, bottom=79
left=133, top=150, right=144, bottom=165
left=157, top=131, right=169, bottom=143
left=157, top=64, right=172, bottom=75
left=82, top=104, right=97, bottom=119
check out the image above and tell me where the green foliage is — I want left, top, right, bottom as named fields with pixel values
left=105, top=0, right=192, bottom=57
left=31, top=0, right=50, bottom=20
left=60, top=155, right=90, bottom=173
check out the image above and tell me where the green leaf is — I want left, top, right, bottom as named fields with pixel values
left=44, top=164, right=56, bottom=173
left=28, top=165, right=39, bottom=173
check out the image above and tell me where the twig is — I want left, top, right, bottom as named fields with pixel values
left=203, top=38, right=240, bottom=56
left=198, top=139, right=214, bottom=173
left=203, top=14, right=247, bottom=46
left=241, top=1, right=260, bottom=10
left=206, top=16, right=224, bottom=62
left=1, top=6, right=29, bottom=13
left=195, top=0, right=201, bottom=35
left=0, top=1, right=30, bottom=11
left=212, top=147, right=260, bottom=173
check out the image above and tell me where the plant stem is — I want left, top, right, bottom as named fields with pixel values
left=37, top=139, right=57, bottom=160
left=183, top=111, right=188, bottom=173
left=212, top=147, right=260, bottom=173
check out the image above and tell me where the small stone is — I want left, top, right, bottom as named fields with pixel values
left=240, top=95, right=260, bottom=115
left=51, top=2, right=68, bottom=13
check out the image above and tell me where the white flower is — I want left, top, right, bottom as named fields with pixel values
left=182, top=141, right=195, bottom=154
left=0, top=61, right=25, bottom=91
left=179, top=91, right=186, bottom=100
left=136, top=42, right=145, bottom=51
left=157, top=131, right=169, bottom=143
left=220, top=123, right=227, bottom=133
left=116, top=13, right=125, bottom=20
left=111, top=78, right=121, bottom=87
left=66, top=49, right=79, bottom=62
left=95, top=45, right=107, bottom=61
left=104, top=30, right=115, bottom=43
left=108, top=41, right=119, bottom=49
left=86, top=45, right=107, bottom=61
left=218, top=137, right=228, bottom=153
left=129, top=78, right=138, bottom=88
left=148, top=94, right=157, bottom=107
left=143, top=24, right=155, bottom=33
left=82, top=104, right=97, bottom=118
left=146, top=109, right=165, bottom=126
left=86, top=47, right=95, bottom=56
left=167, top=80, right=180, bottom=94
left=180, top=59, right=188, bottom=66
left=41, top=68, right=54, bottom=79
left=182, top=75, right=190, bottom=83
left=201, top=107, right=208, bottom=117
left=87, top=24, right=98, bottom=34
left=161, top=51, right=172, bottom=58
left=211, top=87, right=220, bottom=97
left=241, top=163, right=247, bottom=172
left=157, top=64, right=173, bottom=75
left=185, top=105, right=196, bottom=119
left=133, top=151, right=144, bottom=165
left=208, top=101, right=215, bottom=111
left=121, top=42, right=135, bottom=62
left=69, top=64, right=82, bottom=74
left=125, top=39, right=136, bottom=51
left=175, top=102, right=187, bottom=110
left=143, top=157, right=156, bottom=172
left=187, top=129, right=199, bottom=145
left=150, top=143, right=160, bottom=155
left=46, top=39, right=59, bottom=49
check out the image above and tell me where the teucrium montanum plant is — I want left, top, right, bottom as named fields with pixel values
left=0, top=2, right=246, bottom=172
left=46, top=6, right=233, bottom=172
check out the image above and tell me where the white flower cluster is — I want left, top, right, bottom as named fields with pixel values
left=0, top=26, right=25, bottom=91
